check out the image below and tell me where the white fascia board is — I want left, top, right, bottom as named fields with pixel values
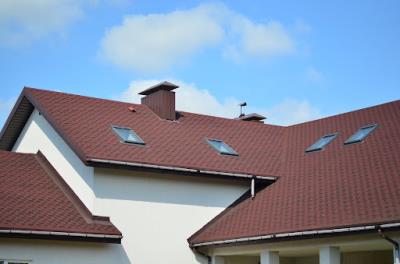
left=87, top=158, right=276, bottom=181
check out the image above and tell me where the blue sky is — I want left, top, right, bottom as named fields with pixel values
left=0, top=0, right=399, bottom=126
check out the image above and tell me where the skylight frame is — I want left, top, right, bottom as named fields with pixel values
left=111, top=125, right=145, bottom=145
left=206, top=138, right=239, bottom=156
left=344, top=124, right=378, bottom=145
left=305, top=132, right=338, bottom=153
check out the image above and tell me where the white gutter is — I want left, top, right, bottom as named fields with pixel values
left=0, top=229, right=122, bottom=240
left=192, top=222, right=400, bottom=247
left=87, top=158, right=276, bottom=181
left=251, top=177, right=255, bottom=198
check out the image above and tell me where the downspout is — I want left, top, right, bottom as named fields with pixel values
left=193, top=247, right=211, bottom=264
left=251, top=176, right=256, bottom=199
left=378, top=228, right=400, bottom=264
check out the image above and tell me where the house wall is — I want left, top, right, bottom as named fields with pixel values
left=223, top=251, right=392, bottom=264
left=12, top=109, right=95, bottom=212
left=225, top=255, right=259, bottom=264
left=94, top=167, right=249, bottom=264
left=0, top=238, right=129, bottom=264
left=280, top=251, right=392, bottom=264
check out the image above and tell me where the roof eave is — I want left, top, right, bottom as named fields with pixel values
left=0, top=88, right=90, bottom=165
left=189, top=221, right=400, bottom=248
left=87, top=157, right=277, bottom=182
left=0, top=229, right=122, bottom=244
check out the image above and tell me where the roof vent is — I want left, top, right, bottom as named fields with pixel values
left=128, top=106, right=136, bottom=112
left=139, top=81, right=179, bottom=120
left=237, top=113, right=266, bottom=123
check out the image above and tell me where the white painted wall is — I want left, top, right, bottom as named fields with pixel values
left=12, top=109, right=95, bottom=212
left=0, top=238, right=129, bottom=264
left=94, top=168, right=249, bottom=264
left=219, top=251, right=393, bottom=264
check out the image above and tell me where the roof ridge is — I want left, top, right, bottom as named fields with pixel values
left=178, top=110, right=283, bottom=127
left=22, top=87, right=400, bottom=128
left=23, top=86, right=143, bottom=107
left=24, top=86, right=283, bottom=127
left=288, top=99, right=400, bottom=128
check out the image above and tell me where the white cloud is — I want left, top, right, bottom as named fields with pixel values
left=0, top=0, right=86, bottom=46
left=100, top=3, right=294, bottom=72
left=117, top=79, right=240, bottom=118
left=307, top=66, right=324, bottom=83
left=224, top=18, right=294, bottom=61
left=100, top=4, right=224, bottom=72
left=116, top=80, right=322, bottom=126
left=262, top=99, right=322, bottom=126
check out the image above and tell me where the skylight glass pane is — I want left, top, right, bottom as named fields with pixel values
left=344, top=124, right=378, bottom=144
left=306, top=133, right=338, bottom=152
left=112, top=126, right=145, bottom=145
left=207, top=139, right=238, bottom=156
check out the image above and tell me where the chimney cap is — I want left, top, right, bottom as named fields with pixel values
left=237, top=113, right=266, bottom=122
left=138, top=81, right=179, bottom=96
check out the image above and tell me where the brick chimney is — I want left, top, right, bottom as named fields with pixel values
left=139, top=81, right=179, bottom=120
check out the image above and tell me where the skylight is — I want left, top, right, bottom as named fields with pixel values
left=344, top=124, right=378, bottom=145
left=306, top=133, right=338, bottom=152
left=112, top=126, right=145, bottom=145
left=207, top=139, right=238, bottom=156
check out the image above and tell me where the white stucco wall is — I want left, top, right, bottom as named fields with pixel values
left=0, top=238, right=129, bottom=264
left=12, top=109, right=95, bottom=212
left=94, top=168, right=249, bottom=264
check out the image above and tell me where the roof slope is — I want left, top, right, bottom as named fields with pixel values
left=1, top=87, right=399, bottom=246
left=189, top=100, right=400, bottom=245
left=3, top=88, right=285, bottom=178
left=0, top=151, right=121, bottom=243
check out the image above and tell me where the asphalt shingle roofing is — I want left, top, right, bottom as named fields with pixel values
left=0, top=151, right=121, bottom=242
left=1, top=87, right=399, bottom=245
left=17, top=88, right=286, bottom=177
left=190, top=98, right=400, bottom=245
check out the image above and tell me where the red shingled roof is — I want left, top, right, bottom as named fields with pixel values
left=189, top=100, right=400, bottom=245
left=0, top=151, right=122, bottom=243
left=1, top=87, right=399, bottom=246
left=8, top=88, right=285, bottom=178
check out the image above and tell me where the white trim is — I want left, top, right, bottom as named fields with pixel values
left=0, top=229, right=122, bottom=239
left=380, top=223, right=400, bottom=228
left=0, top=259, right=31, bottom=264
left=191, top=222, right=400, bottom=247
left=251, top=178, right=255, bottom=198
left=88, top=158, right=276, bottom=181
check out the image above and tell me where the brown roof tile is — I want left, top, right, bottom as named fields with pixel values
left=0, top=151, right=121, bottom=242
left=189, top=100, right=400, bottom=245
left=21, top=87, right=285, bottom=178
left=1, top=87, right=399, bottom=246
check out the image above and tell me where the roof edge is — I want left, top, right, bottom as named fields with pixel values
left=0, top=92, right=34, bottom=151
left=87, top=158, right=277, bottom=181
left=0, top=229, right=122, bottom=244
left=35, top=151, right=121, bottom=231
left=189, top=221, right=400, bottom=248
left=22, top=87, right=89, bottom=164
left=288, top=99, right=400, bottom=128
